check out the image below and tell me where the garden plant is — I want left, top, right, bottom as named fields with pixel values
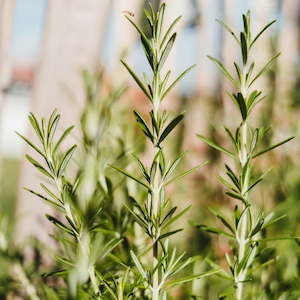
left=197, top=11, right=296, bottom=300
left=1, top=2, right=298, bottom=300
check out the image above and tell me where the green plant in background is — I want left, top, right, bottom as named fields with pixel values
left=114, top=3, right=215, bottom=299
left=16, top=70, right=138, bottom=299
left=197, top=11, right=295, bottom=300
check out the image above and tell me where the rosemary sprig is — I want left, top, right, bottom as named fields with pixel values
left=197, top=11, right=294, bottom=300
left=115, top=3, right=209, bottom=299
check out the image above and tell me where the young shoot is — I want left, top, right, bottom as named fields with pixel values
left=197, top=11, right=295, bottom=300
left=17, top=71, right=130, bottom=298
left=114, top=2, right=210, bottom=299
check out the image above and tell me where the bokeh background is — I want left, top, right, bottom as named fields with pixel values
left=0, top=0, right=300, bottom=298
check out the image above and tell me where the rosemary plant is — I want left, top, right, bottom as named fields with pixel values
left=17, top=70, right=133, bottom=299
left=113, top=3, right=212, bottom=299
left=197, top=12, right=294, bottom=299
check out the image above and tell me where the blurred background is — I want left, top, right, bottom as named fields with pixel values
left=0, top=0, right=300, bottom=298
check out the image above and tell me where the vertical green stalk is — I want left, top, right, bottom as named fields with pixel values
left=236, top=64, right=249, bottom=300
left=152, top=148, right=160, bottom=300
left=115, top=2, right=202, bottom=298
left=198, top=11, right=294, bottom=300
left=236, top=122, right=249, bottom=300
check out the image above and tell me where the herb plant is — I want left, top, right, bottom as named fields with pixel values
left=114, top=3, right=212, bottom=299
left=197, top=12, right=295, bottom=300
left=12, top=4, right=300, bottom=300
left=17, top=70, right=134, bottom=299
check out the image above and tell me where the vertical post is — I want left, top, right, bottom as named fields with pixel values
left=0, top=0, right=15, bottom=187
left=275, top=0, right=299, bottom=119
left=0, top=0, right=14, bottom=110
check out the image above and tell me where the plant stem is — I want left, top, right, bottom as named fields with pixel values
left=13, top=263, right=40, bottom=300
left=89, top=266, right=101, bottom=297
left=236, top=213, right=247, bottom=299
left=152, top=240, right=160, bottom=300
left=152, top=133, right=161, bottom=299
left=204, top=12, right=291, bottom=300
left=236, top=63, right=249, bottom=299
left=121, top=4, right=196, bottom=296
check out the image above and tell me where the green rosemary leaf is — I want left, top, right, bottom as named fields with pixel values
left=242, top=14, right=249, bottom=36
left=161, top=64, right=196, bottom=100
left=125, top=204, right=148, bottom=229
left=142, top=36, right=155, bottom=70
left=110, top=165, right=150, bottom=190
left=46, top=214, right=75, bottom=236
left=208, top=207, right=235, bottom=234
left=160, top=70, right=171, bottom=94
left=262, top=214, right=286, bottom=229
left=57, top=145, right=77, bottom=177
left=216, top=19, right=240, bottom=44
left=205, top=258, right=232, bottom=280
left=160, top=15, right=182, bottom=49
left=196, top=224, right=235, bottom=239
left=197, top=134, right=234, bottom=157
left=130, top=250, right=148, bottom=280
left=225, top=164, right=240, bottom=191
left=250, top=218, right=264, bottom=237
left=225, top=191, right=245, bottom=203
left=158, top=113, right=184, bottom=145
left=16, top=131, right=45, bottom=158
left=164, top=161, right=208, bottom=186
left=25, top=154, right=53, bottom=179
left=245, top=62, right=255, bottom=84
left=236, top=244, right=256, bottom=274
left=247, top=91, right=261, bottom=110
left=160, top=207, right=177, bottom=227
left=253, top=136, right=295, bottom=158
left=40, top=183, right=61, bottom=203
left=207, top=56, right=236, bottom=86
left=144, top=8, right=154, bottom=26
left=157, top=3, right=166, bottom=39
left=42, top=269, right=67, bottom=278
left=157, top=228, right=183, bottom=241
left=28, top=112, right=44, bottom=142
left=150, top=110, right=159, bottom=136
left=158, top=32, right=176, bottom=71
left=234, top=62, right=242, bottom=82
left=224, top=127, right=238, bottom=151
left=129, top=196, right=149, bottom=223
left=217, top=175, right=236, bottom=191
left=133, top=110, right=154, bottom=142
left=53, top=125, right=74, bottom=155
left=23, top=187, right=63, bottom=210
left=164, top=154, right=184, bottom=179
left=47, top=112, right=60, bottom=145
left=162, top=205, right=191, bottom=230
left=100, top=238, right=123, bottom=260
left=163, top=269, right=221, bottom=289
left=249, top=53, right=280, bottom=87
left=132, top=154, right=150, bottom=183
left=124, top=15, right=152, bottom=51
left=168, top=256, right=192, bottom=277
left=240, top=32, right=248, bottom=65
left=234, top=92, right=248, bottom=121
left=121, top=60, right=151, bottom=100
left=250, top=20, right=276, bottom=47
